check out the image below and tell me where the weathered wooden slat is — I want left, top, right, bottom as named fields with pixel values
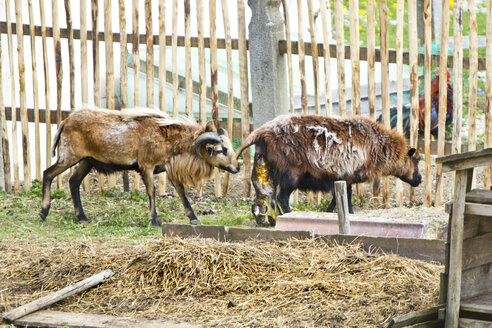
left=296, top=0, right=307, bottom=114
left=307, top=0, right=320, bottom=115
left=466, top=189, right=492, bottom=204
left=461, top=293, right=492, bottom=316
left=464, top=202, right=492, bottom=217
left=462, top=232, right=492, bottom=270
left=184, top=0, right=192, bottom=117
left=28, top=0, right=40, bottom=181
left=395, top=0, right=404, bottom=207
left=436, top=148, right=492, bottom=173
left=3, top=270, right=114, bottom=322
left=0, top=31, right=11, bottom=192
left=318, top=0, right=331, bottom=116
left=80, top=0, right=89, bottom=191
left=145, top=0, right=153, bottom=110
left=485, top=0, right=492, bottom=190
left=5, top=0, right=20, bottom=193
left=157, top=0, right=166, bottom=196
left=196, top=0, right=206, bottom=123
left=423, top=0, right=432, bottom=208
left=132, top=0, right=140, bottom=191
left=388, top=305, right=442, bottom=328
left=334, top=0, right=345, bottom=116
left=39, top=0, right=51, bottom=170
left=171, top=0, right=179, bottom=117
left=349, top=0, right=360, bottom=115
left=458, top=318, right=492, bottom=328
left=13, top=310, right=200, bottom=328
left=461, top=266, right=492, bottom=302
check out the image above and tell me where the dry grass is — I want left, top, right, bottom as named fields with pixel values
left=0, top=236, right=441, bottom=327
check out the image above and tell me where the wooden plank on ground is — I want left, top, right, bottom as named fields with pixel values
left=3, top=270, right=114, bottom=322
left=13, top=310, right=201, bottom=328
left=387, top=305, right=442, bottom=328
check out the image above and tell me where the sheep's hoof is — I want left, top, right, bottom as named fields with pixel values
left=38, top=211, right=47, bottom=221
left=151, top=218, right=162, bottom=226
left=190, top=219, right=200, bottom=225
left=78, top=218, right=89, bottom=224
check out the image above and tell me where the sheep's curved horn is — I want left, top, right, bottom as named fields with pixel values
left=194, top=132, right=222, bottom=158
left=218, top=127, right=228, bottom=137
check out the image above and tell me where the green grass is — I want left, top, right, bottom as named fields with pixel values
left=0, top=180, right=253, bottom=243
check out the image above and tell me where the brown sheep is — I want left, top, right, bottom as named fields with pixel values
left=235, top=114, right=422, bottom=226
left=39, top=107, right=239, bottom=226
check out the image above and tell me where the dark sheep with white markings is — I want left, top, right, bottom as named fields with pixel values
left=39, top=107, right=239, bottom=226
left=235, top=114, right=422, bottom=226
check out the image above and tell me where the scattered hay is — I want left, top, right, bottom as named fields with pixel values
left=0, top=236, right=441, bottom=327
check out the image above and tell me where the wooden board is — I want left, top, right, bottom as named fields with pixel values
left=465, top=203, right=492, bottom=217
left=466, top=189, right=492, bottom=205
left=13, top=310, right=201, bottom=328
left=462, top=232, right=492, bottom=271
left=387, top=305, right=442, bottom=328
left=459, top=318, right=492, bottom=328
left=461, top=264, right=492, bottom=299
left=436, top=148, right=492, bottom=173
left=461, top=293, right=492, bottom=320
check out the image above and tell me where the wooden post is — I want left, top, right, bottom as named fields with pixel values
left=238, top=0, right=251, bottom=198
left=171, top=0, right=179, bottom=117
left=379, top=0, right=390, bottom=208
left=28, top=0, right=41, bottom=182
left=452, top=1, right=463, bottom=167
left=349, top=0, right=360, bottom=115
left=485, top=0, right=492, bottom=190
left=65, top=0, right=75, bottom=114
left=184, top=0, right=192, bottom=118
left=2, top=270, right=114, bottom=322
left=15, top=0, right=32, bottom=191
left=296, top=0, right=307, bottom=114
left=467, top=0, right=478, bottom=190
left=132, top=0, right=140, bottom=191
left=281, top=0, right=298, bottom=204
left=221, top=0, right=234, bottom=197
left=105, top=0, right=116, bottom=188
left=120, top=0, right=130, bottom=192
left=307, top=0, right=320, bottom=115
left=53, top=0, right=63, bottom=189
left=435, top=0, right=450, bottom=207
left=335, top=181, right=350, bottom=235
left=145, top=0, right=153, bottom=111
left=408, top=0, right=418, bottom=205
left=334, top=0, right=346, bottom=116
left=444, top=169, right=467, bottom=328
left=281, top=0, right=294, bottom=114
left=81, top=0, right=90, bottom=192
left=367, top=0, right=376, bottom=121
left=40, top=0, right=51, bottom=172
left=0, top=35, right=11, bottom=192
left=319, top=0, right=331, bottom=116
left=210, top=0, right=221, bottom=197
left=424, top=0, right=432, bottom=207
left=197, top=0, right=206, bottom=123
left=157, top=0, right=166, bottom=195
left=395, top=0, right=404, bottom=207
left=5, top=0, right=20, bottom=193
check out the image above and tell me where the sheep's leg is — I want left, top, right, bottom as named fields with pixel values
left=69, top=159, right=93, bottom=222
left=140, top=168, right=161, bottom=226
left=326, top=184, right=354, bottom=214
left=39, top=161, right=73, bottom=220
left=277, top=185, right=295, bottom=214
left=173, top=182, right=200, bottom=225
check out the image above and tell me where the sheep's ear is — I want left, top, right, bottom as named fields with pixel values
left=205, top=121, right=216, bottom=132
left=408, top=148, right=416, bottom=158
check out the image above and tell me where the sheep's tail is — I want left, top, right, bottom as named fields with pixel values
left=51, top=120, right=66, bottom=157
left=234, top=130, right=261, bottom=160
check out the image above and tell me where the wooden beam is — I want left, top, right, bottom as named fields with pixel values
left=3, top=270, right=114, bottom=322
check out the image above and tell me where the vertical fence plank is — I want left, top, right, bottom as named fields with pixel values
left=296, top=0, right=307, bottom=114
left=395, top=0, right=404, bottom=207
left=145, top=0, right=153, bottom=110
left=120, top=0, right=130, bottom=192
left=452, top=2, right=463, bottom=158
left=28, top=0, right=41, bottom=181
left=349, top=0, right=360, bottom=115
left=485, top=0, right=492, bottom=190
left=435, top=0, right=450, bottom=207
left=93, top=0, right=105, bottom=191
left=334, top=0, right=346, bottom=116
left=104, top=0, right=116, bottom=188
left=319, top=0, right=331, bottom=116
left=367, top=0, right=376, bottom=120
left=53, top=0, right=63, bottom=189
left=197, top=0, right=206, bottom=123
left=15, top=0, right=32, bottom=191
left=157, top=0, right=167, bottom=195
left=184, top=0, right=192, bottom=117
left=467, top=0, right=478, bottom=189
left=81, top=0, right=90, bottom=191
left=5, top=0, right=19, bottom=192
left=408, top=0, right=418, bottom=205
left=210, top=0, right=221, bottom=197
left=423, top=0, right=432, bottom=207
left=65, top=0, right=75, bottom=113
left=281, top=0, right=294, bottom=114
left=238, top=0, right=251, bottom=197
left=171, top=0, right=179, bottom=117
left=40, top=0, right=51, bottom=172
left=0, top=33, right=11, bottom=192
left=221, top=0, right=234, bottom=196
left=379, top=0, right=390, bottom=208
left=307, top=0, right=320, bottom=115
left=132, top=0, right=140, bottom=191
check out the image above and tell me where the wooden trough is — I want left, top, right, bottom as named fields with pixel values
left=390, top=148, right=492, bottom=327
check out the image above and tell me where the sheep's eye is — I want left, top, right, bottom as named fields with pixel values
left=215, top=149, right=223, bottom=155
left=222, top=148, right=228, bottom=155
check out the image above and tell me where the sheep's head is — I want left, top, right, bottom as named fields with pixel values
left=193, top=126, right=240, bottom=174
left=396, top=148, right=422, bottom=187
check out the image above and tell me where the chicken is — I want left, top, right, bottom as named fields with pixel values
left=378, top=70, right=453, bottom=138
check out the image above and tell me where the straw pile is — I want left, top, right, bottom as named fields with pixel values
left=0, top=236, right=441, bottom=327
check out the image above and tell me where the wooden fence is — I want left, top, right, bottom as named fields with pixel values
left=1, top=0, right=492, bottom=209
